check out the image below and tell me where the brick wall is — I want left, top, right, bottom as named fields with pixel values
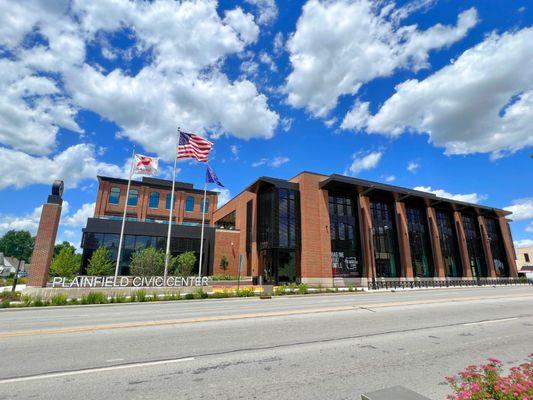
left=213, top=229, right=241, bottom=275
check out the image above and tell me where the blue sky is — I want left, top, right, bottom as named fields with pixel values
left=0, top=0, right=531, bottom=250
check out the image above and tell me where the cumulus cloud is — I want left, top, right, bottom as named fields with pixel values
left=407, top=161, right=419, bottom=172
left=245, top=0, right=278, bottom=25
left=213, top=188, right=232, bottom=208
left=413, top=186, right=486, bottom=204
left=514, top=239, right=533, bottom=248
left=504, top=198, right=533, bottom=221
left=62, top=202, right=96, bottom=226
left=286, top=0, right=477, bottom=117
left=252, top=156, right=289, bottom=168
left=348, top=151, right=383, bottom=175
left=354, top=28, right=533, bottom=157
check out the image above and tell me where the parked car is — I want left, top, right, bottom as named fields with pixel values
left=17, top=271, right=28, bottom=278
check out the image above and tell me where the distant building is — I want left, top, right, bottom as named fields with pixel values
left=0, top=253, right=28, bottom=277
left=515, top=245, right=533, bottom=277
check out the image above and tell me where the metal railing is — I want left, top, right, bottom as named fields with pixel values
left=368, top=277, right=532, bottom=290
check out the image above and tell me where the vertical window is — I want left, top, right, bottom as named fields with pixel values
left=485, top=218, right=508, bottom=277
left=329, top=194, right=361, bottom=277
left=202, top=198, right=209, bottom=213
left=525, top=253, right=530, bottom=263
left=462, top=214, right=487, bottom=278
left=165, top=193, right=172, bottom=210
left=246, top=200, right=253, bottom=253
left=370, top=200, right=399, bottom=278
left=406, top=207, right=433, bottom=277
left=109, top=187, right=120, bottom=205
left=127, top=189, right=138, bottom=206
left=185, top=196, right=195, bottom=212
left=149, top=192, right=159, bottom=208
left=435, top=210, right=462, bottom=277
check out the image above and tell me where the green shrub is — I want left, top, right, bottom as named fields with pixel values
left=87, top=247, right=115, bottom=276
left=184, top=293, right=194, bottom=300
left=236, top=287, right=255, bottom=297
left=297, top=283, right=308, bottom=295
left=21, top=294, right=32, bottom=306
left=219, top=255, right=228, bottom=273
left=211, top=274, right=240, bottom=281
left=49, top=247, right=81, bottom=278
left=135, top=290, right=148, bottom=302
left=33, top=296, right=47, bottom=307
left=1, top=300, right=10, bottom=308
left=50, top=293, right=68, bottom=306
left=130, top=247, right=165, bottom=277
left=173, top=251, right=197, bottom=276
left=0, top=291, right=21, bottom=301
left=192, top=289, right=208, bottom=299
left=162, top=291, right=180, bottom=301
left=273, top=286, right=285, bottom=296
left=111, top=293, right=128, bottom=303
left=210, top=289, right=232, bottom=298
left=81, top=292, right=108, bottom=304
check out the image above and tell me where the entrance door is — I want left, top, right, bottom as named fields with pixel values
left=261, top=249, right=296, bottom=284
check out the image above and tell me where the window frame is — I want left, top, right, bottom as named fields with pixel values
left=128, top=189, right=139, bottom=207
left=108, top=187, right=120, bottom=205
left=185, top=196, right=195, bottom=212
left=149, top=191, right=160, bottom=209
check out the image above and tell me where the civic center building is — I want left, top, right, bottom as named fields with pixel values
left=77, top=171, right=518, bottom=287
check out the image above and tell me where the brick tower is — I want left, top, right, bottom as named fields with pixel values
left=27, top=181, right=64, bottom=287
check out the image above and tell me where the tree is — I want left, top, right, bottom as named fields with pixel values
left=49, top=247, right=81, bottom=278
left=54, top=241, right=77, bottom=257
left=87, top=247, right=114, bottom=276
left=0, top=230, right=34, bottom=262
left=173, top=251, right=197, bottom=277
left=219, top=255, right=228, bottom=273
left=130, top=247, right=165, bottom=277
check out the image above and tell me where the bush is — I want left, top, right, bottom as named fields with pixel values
left=49, top=247, right=81, bottom=278
left=162, top=291, right=181, bottom=301
left=129, top=247, right=165, bottom=276
left=211, top=274, right=240, bottom=281
left=236, top=287, right=255, bottom=297
left=21, top=294, right=33, bottom=306
left=273, top=286, right=285, bottom=296
left=192, top=289, right=208, bottom=299
left=174, top=251, right=197, bottom=277
left=446, top=355, right=533, bottom=399
left=111, top=293, right=128, bottom=303
left=135, top=290, right=148, bottom=302
left=1, top=300, right=10, bottom=308
left=50, top=293, right=68, bottom=306
left=219, top=255, right=228, bottom=273
left=87, top=247, right=115, bottom=276
left=81, top=292, right=108, bottom=304
left=33, top=296, right=47, bottom=307
left=0, top=291, right=21, bottom=302
left=184, top=293, right=194, bottom=300
left=297, top=283, right=308, bottom=295
left=210, top=290, right=232, bottom=298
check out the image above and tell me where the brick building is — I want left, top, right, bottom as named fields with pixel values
left=80, top=172, right=518, bottom=286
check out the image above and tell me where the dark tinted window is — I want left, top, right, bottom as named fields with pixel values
left=185, top=196, right=194, bottom=212
left=485, top=218, right=508, bottom=277
left=149, top=192, right=159, bottom=208
left=406, top=207, right=433, bottom=277
left=109, top=187, right=120, bottom=204
left=370, top=200, right=399, bottom=278
left=462, top=214, right=486, bottom=278
left=128, top=190, right=138, bottom=206
left=435, top=210, right=462, bottom=277
left=165, top=193, right=172, bottom=209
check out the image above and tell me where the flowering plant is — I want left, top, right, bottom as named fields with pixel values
left=446, top=355, right=533, bottom=399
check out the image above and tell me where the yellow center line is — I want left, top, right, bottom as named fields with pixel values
left=1, top=293, right=531, bottom=338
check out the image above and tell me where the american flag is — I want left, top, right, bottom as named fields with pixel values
left=177, top=130, right=213, bottom=162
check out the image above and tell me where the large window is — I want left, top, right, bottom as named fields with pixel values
left=149, top=192, right=159, bottom=208
left=128, top=189, right=138, bottom=206
left=109, top=187, right=120, bottom=205
left=165, top=193, right=172, bottom=210
left=185, top=196, right=195, bottom=212
left=462, top=214, right=486, bottom=278
left=278, top=189, right=298, bottom=248
left=435, top=210, right=462, bottom=277
left=370, top=200, right=399, bottom=278
left=406, top=207, right=433, bottom=277
left=485, top=218, right=508, bottom=277
left=329, top=194, right=362, bottom=277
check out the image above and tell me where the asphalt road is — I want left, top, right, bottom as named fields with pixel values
left=1, top=286, right=532, bottom=400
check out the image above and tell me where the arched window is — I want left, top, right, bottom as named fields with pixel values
left=165, top=193, right=172, bottom=209
left=202, top=198, right=209, bottom=213
left=109, top=187, right=120, bottom=204
left=185, top=196, right=195, bottom=212
left=149, top=192, right=159, bottom=208
left=128, top=190, right=138, bottom=206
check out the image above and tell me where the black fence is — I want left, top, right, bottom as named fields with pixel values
left=368, top=278, right=532, bottom=290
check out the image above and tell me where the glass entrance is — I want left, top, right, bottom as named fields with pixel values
left=261, top=249, right=296, bottom=284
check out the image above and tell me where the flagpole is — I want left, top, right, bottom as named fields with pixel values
left=198, top=171, right=208, bottom=277
left=115, top=146, right=136, bottom=278
left=164, top=129, right=180, bottom=283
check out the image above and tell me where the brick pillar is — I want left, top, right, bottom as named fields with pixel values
left=453, top=211, right=472, bottom=278
left=394, top=200, right=413, bottom=279
left=358, top=194, right=375, bottom=281
left=425, top=206, right=445, bottom=278
left=27, top=182, right=63, bottom=287
left=477, top=215, right=496, bottom=278
left=498, top=217, right=518, bottom=277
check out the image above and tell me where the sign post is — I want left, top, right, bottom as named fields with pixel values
left=237, top=254, right=243, bottom=291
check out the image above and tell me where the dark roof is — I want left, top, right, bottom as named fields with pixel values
left=97, top=176, right=218, bottom=196
left=246, top=176, right=299, bottom=192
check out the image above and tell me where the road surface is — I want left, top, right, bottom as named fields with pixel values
left=0, top=286, right=532, bottom=400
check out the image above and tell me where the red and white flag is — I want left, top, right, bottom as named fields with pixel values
left=177, top=130, right=213, bottom=162
left=133, top=154, right=159, bottom=175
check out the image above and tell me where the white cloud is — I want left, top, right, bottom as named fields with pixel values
left=259, top=52, right=278, bottom=72
left=0, top=144, right=122, bottom=189
left=514, top=239, right=533, bottom=248
left=504, top=198, right=533, bottom=221
left=383, top=175, right=396, bottom=182
left=223, top=7, right=260, bottom=44
left=245, top=0, right=278, bottom=25
left=413, top=186, right=486, bottom=204
left=252, top=156, right=289, bottom=168
left=0, top=206, right=43, bottom=236
left=286, top=0, right=477, bottom=117
left=358, top=28, right=533, bottom=157
left=230, top=145, right=239, bottom=160
left=526, top=222, right=533, bottom=233
left=348, top=151, right=383, bottom=175
left=62, top=203, right=95, bottom=226
left=213, top=188, right=232, bottom=208
left=273, top=32, right=284, bottom=56
left=407, top=161, right=419, bottom=172
left=341, top=101, right=370, bottom=131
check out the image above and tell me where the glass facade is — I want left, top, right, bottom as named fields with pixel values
left=370, top=200, right=399, bottom=278
left=109, top=187, right=120, bottom=204
left=485, top=218, right=508, bottom=277
left=185, top=196, right=194, bottom=212
left=328, top=194, right=362, bottom=277
left=462, top=214, right=486, bottom=278
left=406, top=207, right=433, bottom=277
left=435, top=210, right=462, bottom=277
left=128, top=189, right=138, bottom=206
left=149, top=192, right=159, bottom=208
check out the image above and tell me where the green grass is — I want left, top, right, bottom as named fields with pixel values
left=81, top=292, right=109, bottom=305
left=50, top=293, right=68, bottom=306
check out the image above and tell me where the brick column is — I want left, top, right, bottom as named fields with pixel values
left=452, top=211, right=472, bottom=278
left=358, top=194, right=375, bottom=281
left=425, top=206, right=445, bottom=278
left=477, top=215, right=496, bottom=278
left=498, top=217, right=518, bottom=277
left=27, top=183, right=63, bottom=287
left=394, top=200, right=413, bottom=279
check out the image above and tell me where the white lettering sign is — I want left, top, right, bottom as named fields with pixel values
left=51, top=276, right=209, bottom=288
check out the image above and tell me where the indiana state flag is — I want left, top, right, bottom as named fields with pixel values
left=206, top=165, right=224, bottom=187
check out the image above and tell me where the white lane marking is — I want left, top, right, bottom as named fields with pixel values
left=105, top=358, right=124, bottom=362
left=462, top=317, right=518, bottom=326
left=0, top=357, right=195, bottom=384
